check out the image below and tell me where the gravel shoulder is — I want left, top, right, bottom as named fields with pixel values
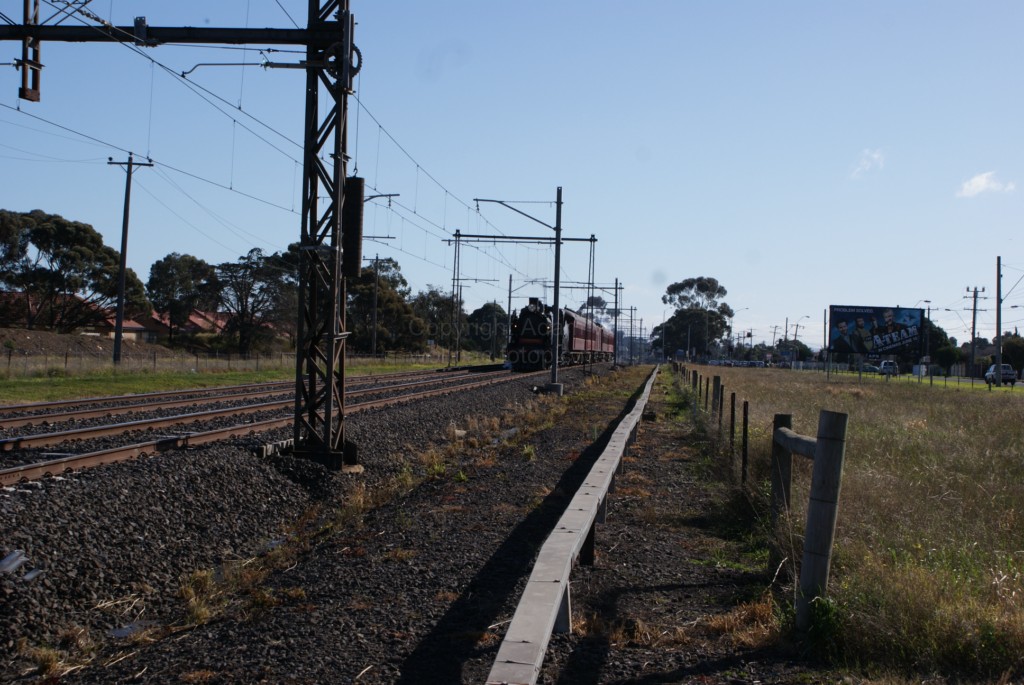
left=2, top=365, right=843, bottom=684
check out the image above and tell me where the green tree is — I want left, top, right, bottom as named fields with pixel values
left=146, top=253, right=219, bottom=343
left=0, top=209, right=149, bottom=332
left=346, top=259, right=426, bottom=353
left=658, top=277, right=734, bottom=358
left=934, top=344, right=962, bottom=375
left=216, top=248, right=281, bottom=354
left=1001, top=335, right=1024, bottom=374
left=466, top=302, right=507, bottom=357
left=410, top=285, right=466, bottom=350
left=262, top=243, right=301, bottom=347
left=662, top=276, right=731, bottom=313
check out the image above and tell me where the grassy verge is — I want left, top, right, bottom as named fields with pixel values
left=685, top=365, right=1024, bottom=681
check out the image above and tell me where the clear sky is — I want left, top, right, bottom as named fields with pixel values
left=3, top=1, right=1023, bottom=351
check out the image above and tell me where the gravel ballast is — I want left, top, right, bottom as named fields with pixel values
left=2, top=366, right=838, bottom=683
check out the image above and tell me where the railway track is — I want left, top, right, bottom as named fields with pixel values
left=0, top=366, right=485, bottom=427
left=0, top=365, right=538, bottom=486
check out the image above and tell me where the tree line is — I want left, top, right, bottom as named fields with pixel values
left=0, top=209, right=508, bottom=356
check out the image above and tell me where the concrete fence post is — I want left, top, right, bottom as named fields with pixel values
left=795, top=410, right=849, bottom=632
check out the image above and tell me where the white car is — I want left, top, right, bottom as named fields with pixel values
left=985, top=364, right=1016, bottom=387
left=879, top=361, right=899, bottom=376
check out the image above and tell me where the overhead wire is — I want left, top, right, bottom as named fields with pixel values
left=150, top=165, right=285, bottom=250
left=0, top=101, right=297, bottom=214
left=40, top=0, right=304, bottom=162
left=25, top=4, right=568, bottom=306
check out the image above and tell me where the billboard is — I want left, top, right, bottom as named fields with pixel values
left=828, top=305, right=924, bottom=356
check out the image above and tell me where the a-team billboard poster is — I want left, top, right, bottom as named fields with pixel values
left=828, top=306, right=924, bottom=355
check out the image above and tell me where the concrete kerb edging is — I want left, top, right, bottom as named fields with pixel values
left=485, top=365, right=660, bottom=685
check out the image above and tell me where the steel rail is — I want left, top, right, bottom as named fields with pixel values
left=0, top=381, right=293, bottom=415
left=0, top=368, right=472, bottom=425
left=0, top=387, right=293, bottom=430
left=0, top=368, right=545, bottom=486
left=0, top=368, right=486, bottom=433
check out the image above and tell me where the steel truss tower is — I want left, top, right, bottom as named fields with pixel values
left=2, top=0, right=360, bottom=469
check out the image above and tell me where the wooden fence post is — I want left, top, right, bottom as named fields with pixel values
left=718, top=386, right=725, bottom=430
left=704, top=378, right=710, bottom=412
left=741, top=400, right=749, bottom=484
left=795, top=410, right=849, bottom=632
left=771, top=414, right=793, bottom=527
left=712, top=376, right=721, bottom=421
left=729, top=393, right=737, bottom=453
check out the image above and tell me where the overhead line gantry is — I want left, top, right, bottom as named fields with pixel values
left=2, top=0, right=362, bottom=470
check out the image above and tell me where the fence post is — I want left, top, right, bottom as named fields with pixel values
left=770, top=414, right=793, bottom=527
left=718, top=385, right=725, bottom=431
left=704, top=378, right=710, bottom=412
left=711, top=376, right=721, bottom=421
left=741, top=400, right=749, bottom=484
left=729, top=393, right=737, bottom=453
left=795, top=410, right=849, bottom=632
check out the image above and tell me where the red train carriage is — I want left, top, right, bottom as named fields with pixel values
left=560, top=308, right=614, bottom=364
left=508, top=298, right=614, bottom=371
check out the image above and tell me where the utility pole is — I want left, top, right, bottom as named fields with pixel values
left=996, top=257, right=1003, bottom=386
left=107, top=153, right=152, bottom=365
left=370, top=254, right=380, bottom=359
left=628, top=306, right=636, bottom=364
left=925, top=301, right=932, bottom=386
left=967, top=286, right=986, bottom=379
left=449, top=230, right=461, bottom=368
left=491, top=301, right=498, bottom=361
left=507, top=274, right=513, bottom=356
left=471, top=188, right=571, bottom=393
left=612, top=278, right=621, bottom=365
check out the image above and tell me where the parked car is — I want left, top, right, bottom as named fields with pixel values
left=861, top=363, right=880, bottom=373
left=985, top=363, right=1017, bottom=387
left=879, top=361, right=899, bottom=376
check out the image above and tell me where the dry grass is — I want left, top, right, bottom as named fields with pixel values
left=704, top=591, right=780, bottom=648
left=573, top=611, right=692, bottom=649
left=384, top=547, right=417, bottom=562
left=179, top=569, right=219, bottom=625
left=21, top=644, right=61, bottom=677
left=694, top=366, right=1024, bottom=677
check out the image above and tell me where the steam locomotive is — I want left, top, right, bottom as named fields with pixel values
left=507, top=298, right=615, bottom=371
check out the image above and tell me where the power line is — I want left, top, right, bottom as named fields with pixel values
left=0, top=101, right=298, bottom=214
left=40, top=1, right=304, bottom=160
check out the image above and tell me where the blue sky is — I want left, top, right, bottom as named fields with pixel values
left=3, top=1, right=1023, bottom=351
